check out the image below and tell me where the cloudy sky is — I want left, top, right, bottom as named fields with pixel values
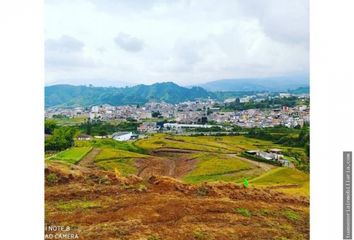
left=45, top=0, right=309, bottom=87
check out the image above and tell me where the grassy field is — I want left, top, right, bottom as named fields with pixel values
left=47, top=133, right=309, bottom=195
left=251, top=168, right=309, bottom=185
left=75, top=138, right=146, bottom=154
left=183, top=153, right=258, bottom=183
left=95, top=148, right=148, bottom=161
left=50, top=147, right=92, bottom=164
left=95, top=158, right=137, bottom=175
left=136, top=134, right=306, bottom=157
left=52, top=116, right=87, bottom=126
left=251, top=167, right=309, bottom=196
left=93, top=148, right=148, bottom=175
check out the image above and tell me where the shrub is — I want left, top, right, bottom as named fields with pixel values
left=147, top=234, right=161, bottom=240
left=281, top=209, right=301, bottom=221
left=46, top=173, right=58, bottom=184
left=137, top=184, right=147, bottom=192
left=193, top=230, right=211, bottom=240
left=235, top=208, right=251, bottom=217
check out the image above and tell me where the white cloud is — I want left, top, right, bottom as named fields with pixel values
left=45, top=0, right=309, bottom=86
left=114, top=33, right=144, bottom=52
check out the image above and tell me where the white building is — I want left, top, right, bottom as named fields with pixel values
left=112, top=132, right=133, bottom=141
left=163, top=123, right=214, bottom=130
left=91, top=106, right=100, bottom=113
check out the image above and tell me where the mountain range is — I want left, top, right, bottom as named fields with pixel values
left=45, top=77, right=309, bottom=107
left=198, top=75, right=309, bottom=92
left=45, top=82, right=211, bottom=107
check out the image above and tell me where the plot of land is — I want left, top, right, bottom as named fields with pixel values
left=45, top=163, right=309, bottom=240
left=183, top=153, right=259, bottom=183
left=49, top=147, right=93, bottom=164
left=251, top=168, right=310, bottom=197
left=46, top=133, right=310, bottom=239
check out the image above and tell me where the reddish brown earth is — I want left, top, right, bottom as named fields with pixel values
left=45, top=163, right=309, bottom=240
left=135, top=151, right=198, bottom=179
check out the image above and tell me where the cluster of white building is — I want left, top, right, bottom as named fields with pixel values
left=46, top=94, right=309, bottom=130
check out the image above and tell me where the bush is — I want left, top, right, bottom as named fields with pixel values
left=281, top=209, right=301, bottom=221
left=46, top=173, right=58, bottom=184
left=193, top=230, right=210, bottom=240
left=235, top=208, right=251, bottom=217
left=147, top=234, right=161, bottom=240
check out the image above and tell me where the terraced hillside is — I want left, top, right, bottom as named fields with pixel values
left=45, top=134, right=309, bottom=239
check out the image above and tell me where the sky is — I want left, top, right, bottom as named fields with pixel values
left=45, top=0, right=309, bottom=87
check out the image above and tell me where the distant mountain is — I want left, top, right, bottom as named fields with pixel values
left=45, top=82, right=211, bottom=107
left=288, top=86, right=309, bottom=94
left=199, top=75, right=309, bottom=92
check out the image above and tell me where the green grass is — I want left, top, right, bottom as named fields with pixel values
left=251, top=168, right=309, bottom=185
left=135, top=134, right=306, bottom=158
left=94, top=148, right=148, bottom=161
left=53, top=116, right=87, bottom=126
left=234, top=208, right=251, bottom=217
left=183, top=153, right=255, bottom=183
left=55, top=200, right=100, bottom=211
left=50, top=147, right=92, bottom=164
left=76, top=138, right=146, bottom=154
left=96, top=158, right=137, bottom=175
left=250, top=167, right=309, bottom=197
left=193, top=230, right=211, bottom=240
left=147, top=235, right=161, bottom=240
left=281, top=209, right=301, bottom=221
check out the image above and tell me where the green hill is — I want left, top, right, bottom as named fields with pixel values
left=45, top=82, right=212, bottom=107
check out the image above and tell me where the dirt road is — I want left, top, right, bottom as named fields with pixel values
left=77, top=148, right=101, bottom=168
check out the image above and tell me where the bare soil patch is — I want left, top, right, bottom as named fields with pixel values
left=45, top=163, right=309, bottom=240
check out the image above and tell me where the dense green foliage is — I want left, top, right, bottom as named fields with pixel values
left=45, top=127, right=77, bottom=151
left=45, top=119, right=57, bottom=134
left=247, top=126, right=309, bottom=148
left=79, top=119, right=139, bottom=136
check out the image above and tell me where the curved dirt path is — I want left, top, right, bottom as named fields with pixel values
left=78, top=148, right=101, bottom=168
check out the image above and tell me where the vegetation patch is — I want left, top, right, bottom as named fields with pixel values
left=46, top=173, right=59, bottom=185
left=234, top=208, right=251, bottom=217
left=95, top=148, right=147, bottom=161
left=50, top=147, right=92, bottom=164
left=196, top=186, right=210, bottom=196
left=76, top=138, right=146, bottom=154
left=193, top=230, right=212, bottom=240
left=147, top=234, right=161, bottom=240
left=55, top=200, right=100, bottom=211
left=183, top=153, right=253, bottom=183
left=251, top=168, right=309, bottom=185
left=281, top=209, right=301, bottom=222
left=96, top=158, right=137, bottom=176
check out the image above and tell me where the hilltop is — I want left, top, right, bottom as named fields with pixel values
left=45, top=82, right=211, bottom=107
left=45, top=77, right=309, bottom=107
